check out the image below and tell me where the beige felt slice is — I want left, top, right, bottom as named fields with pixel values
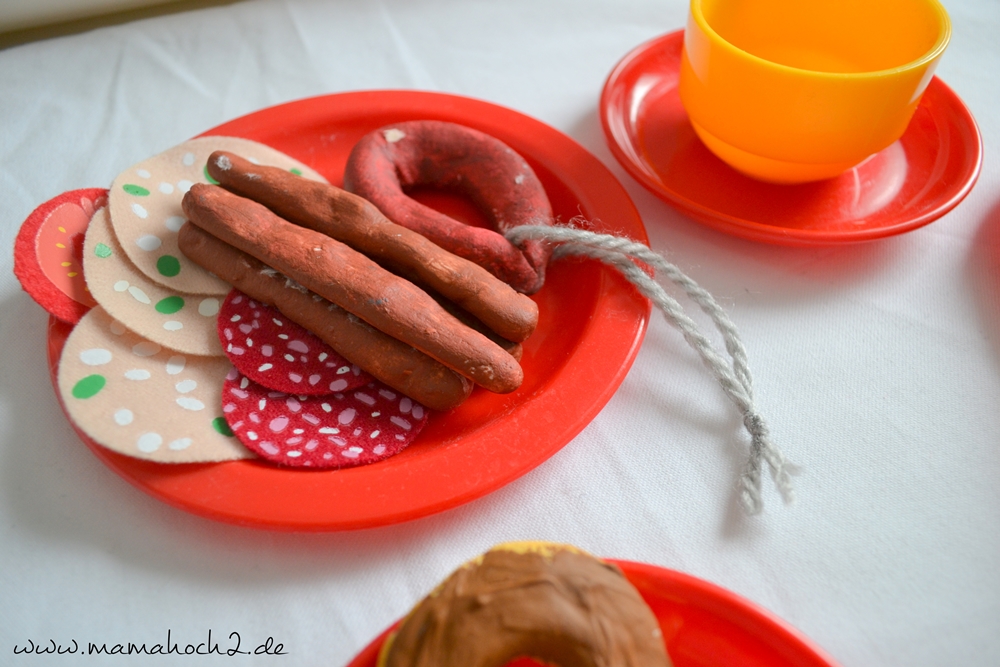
left=58, top=305, right=253, bottom=463
left=84, top=207, right=225, bottom=357
left=108, top=136, right=327, bottom=295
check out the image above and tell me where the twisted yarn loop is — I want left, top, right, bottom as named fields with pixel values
left=505, top=224, right=795, bottom=514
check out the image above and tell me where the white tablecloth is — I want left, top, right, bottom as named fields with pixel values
left=2, top=1, right=998, bottom=665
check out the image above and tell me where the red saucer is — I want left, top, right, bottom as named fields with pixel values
left=601, top=30, right=983, bottom=246
left=345, top=559, right=841, bottom=667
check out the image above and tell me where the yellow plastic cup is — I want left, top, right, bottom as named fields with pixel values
left=678, top=0, right=950, bottom=184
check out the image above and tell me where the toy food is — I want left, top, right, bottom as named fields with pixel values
left=177, top=223, right=473, bottom=411
left=16, top=135, right=449, bottom=466
left=19, top=123, right=560, bottom=473
left=344, top=121, right=554, bottom=295
left=83, top=207, right=224, bottom=357
left=205, top=150, right=538, bottom=343
left=107, top=136, right=326, bottom=294
left=222, top=369, right=429, bottom=469
left=379, top=542, right=673, bottom=667
left=13, top=188, right=105, bottom=324
left=56, top=305, right=250, bottom=463
left=181, top=184, right=523, bottom=394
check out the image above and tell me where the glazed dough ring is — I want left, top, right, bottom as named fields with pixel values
left=378, top=542, right=673, bottom=667
left=108, top=136, right=327, bottom=295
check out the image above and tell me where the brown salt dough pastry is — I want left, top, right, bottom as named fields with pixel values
left=205, top=150, right=538, bottom=343
left=379, top=542, right=673, bottom=667
left=108, top=136, right=326, bottom=295
left=83, top=207, right=225, bottom=357
left=178, top=223, right=473, bottom=412
left=344, top=121, right=555, bottom=295
left=57, top=305, right=252, bottom=463
left=181, top=184, right=523, bottom=394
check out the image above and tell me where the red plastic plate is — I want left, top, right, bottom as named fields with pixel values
left=601, top=30, right=983, bottom=245
left=346, top=559, right=841, bottom=667
left=44, top=90, right=651, bottom=531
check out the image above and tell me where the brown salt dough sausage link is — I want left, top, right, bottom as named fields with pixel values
left=206, top=150, right=538, bottom=343
left=428, top=290, right=523, bottom=363
left=354, top=250, right=524, bottom=362
left=181, top=184, right=523, bottom=394
left=178, top=223, right=472, bottom=411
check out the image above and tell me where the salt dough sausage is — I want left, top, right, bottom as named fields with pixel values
left=205, top=150, right=538, bottom=343
left=181, top=184, right=523, bottom=394
left=430, top=291, right=523, bottom=363
left=178, top=222, right=473, bottom=411
left=343, top=121, right=555, bottom=295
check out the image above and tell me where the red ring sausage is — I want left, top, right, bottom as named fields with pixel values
left=343, top=120, right=554, bottom=295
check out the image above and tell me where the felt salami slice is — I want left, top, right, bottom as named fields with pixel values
left=108, top=136, right=327, bottom=295
left=14, top=188, right=106, bottom=323
left=83, top=207, right=225, bottom=357
left=57, top=305, right=252, bottom=463
left=218, top=290, right=372, bottom=395
left=222, top=370, right=428, bottom=468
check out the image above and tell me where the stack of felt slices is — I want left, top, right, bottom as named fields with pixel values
left=17, top=124, right=552, bottom=470
left=16, top=137, right=437, bottom=468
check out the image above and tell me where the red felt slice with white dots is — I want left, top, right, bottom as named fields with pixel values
left=221, top=368, right=429, bottom=468
left=218, top=289, right=372, bottom=395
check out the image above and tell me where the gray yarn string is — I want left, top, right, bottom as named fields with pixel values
left=505, top=224, right=795, bottom=515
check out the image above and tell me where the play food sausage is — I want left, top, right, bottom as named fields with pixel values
left=177, top=222, right=473, bottom=411
left=180, top=184, right=523, bottom=394
left=205, top=150, right=538, bottom=343
left=343, top=120, right=554, bottom=294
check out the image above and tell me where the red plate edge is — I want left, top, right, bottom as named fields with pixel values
left=345, top=559, right=841, bottom=667
left=600, top=30, right=984, bottom=245
left=44, top=90, right=652, bottom=531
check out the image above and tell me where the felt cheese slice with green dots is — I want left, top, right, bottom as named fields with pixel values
left=108, top=136, right=327, bottom=295
left=84, top=207, right=225, bottom=357
left=57, top=305, right=252, bottom=463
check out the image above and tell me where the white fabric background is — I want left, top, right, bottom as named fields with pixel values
left=2, top=0, right=998, bottom=665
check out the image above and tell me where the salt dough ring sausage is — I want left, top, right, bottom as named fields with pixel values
left=206, top=150, right=538, bottom=343
left=181, top=184, right=523, bottom=394
left=379, top=542, right=673, bottom=667
left=178, top=223, right=472, bottom=412
left=343, top=120, right=555, bottom=295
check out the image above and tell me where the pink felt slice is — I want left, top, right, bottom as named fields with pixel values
left=218, top=290, right=372, bottom=395
left=14, top=188, right=107, bottom=323
left=222, top=369, right=429, bottom=468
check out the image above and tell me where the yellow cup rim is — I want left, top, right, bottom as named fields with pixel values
left=689, top=0, right=952, bottom=79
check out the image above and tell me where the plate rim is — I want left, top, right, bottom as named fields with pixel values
left=600, top=30, right=984, bottom=245
left=44, top=89, right=652, bottom=532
